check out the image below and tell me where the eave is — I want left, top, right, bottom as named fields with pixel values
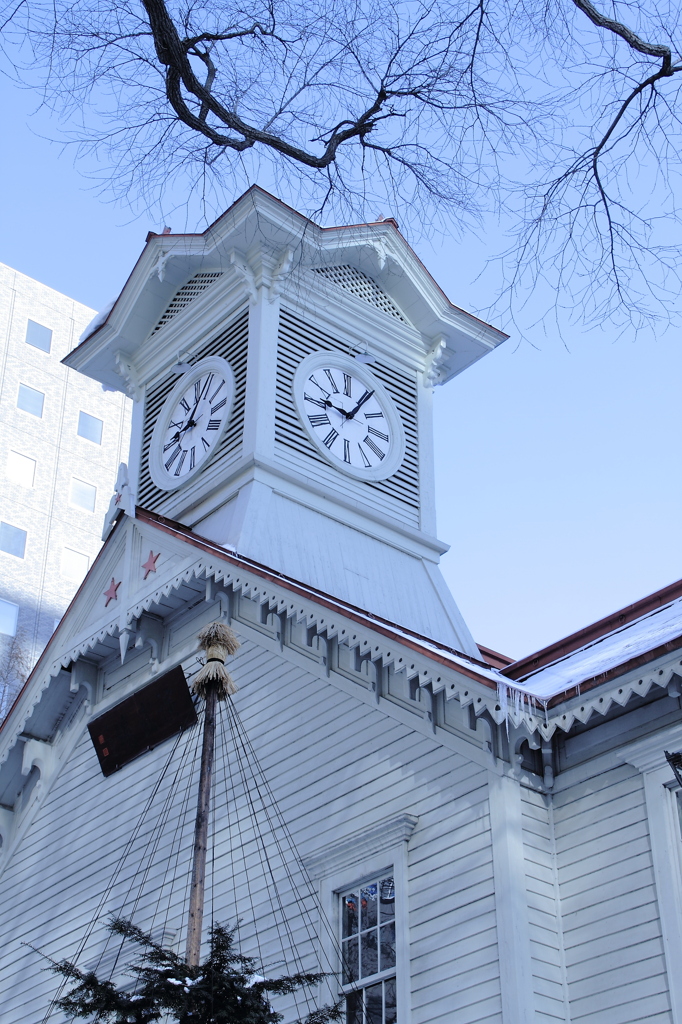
left=62, top=186, right=507, bottom=393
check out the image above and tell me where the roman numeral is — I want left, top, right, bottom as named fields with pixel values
left=324, top=369, right=339, bottom=393
left=189, top=446, right=196, bottom=470
left=309, top=413, right=330, bottom=428
left=358, top=443, right=371, bottom=468
left=163, top=439, right=179, bottom=452
left=201, top=373, right=214, bottom=400
left=194, top=381, right=201, bottom=404
left=367, top=426, right=389, bottom=442
left=211, top=398, right=227, bottom=414
left=179, top=397, right=191, bottom=414
left=363, top=436, right=385, bottom=460
left=322, top=428, right=339, bottom=449
left=304, top=393, right=328, bottom=410
left=208, top=378, right=225, bottom=403
left=343, top=439, right=351, bottom=463
left=201, top=436, right=210, bottom=451
left=165, top=444, right=182, bottom=470
left=174, top=449, right=188, bottom=476
left=343, top=373, right=352, bottom=397
left=169, top=419, right=184, bottom=429
left=364, top=411, right=384, bottom=419
left=207, top=419, right=221, bottom=430
left=307, top=375, right=329, bottom=396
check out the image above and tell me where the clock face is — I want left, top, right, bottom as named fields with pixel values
left=149, top=356, right=235, bottom=491
left=293, top=353, right=405, bottom=481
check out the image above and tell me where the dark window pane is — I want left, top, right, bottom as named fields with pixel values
left=384, top=979, right=397, bottom=1024
left=345, top=992, right=362, bottom=1024
left=17, top=383, right=44, bottom=418
left=0, top=522, right=27, bottom=558
left=361, top=883, right=378, bottom=929
left=25, top=319, right=52, bottom=353
left=360, top=929, right=379, bottom=979
left=343, top=893, right=359, bottom=937
left=342, top=937, right=359, bottom=984
left=380, top=923, right=396, bottom=972
left=379, top=877, right=395, bottom=921
left=78, top=411, right=103, bottom=444
left=365, top=983, right=383, bottom=1024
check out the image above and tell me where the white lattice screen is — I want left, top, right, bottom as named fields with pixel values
left=312, top=266, right=408, bottom=323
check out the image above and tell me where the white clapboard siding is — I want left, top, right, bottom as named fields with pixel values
left=553, top=763, right=672, bottom=1024
left=0, top=633, right=501, bottom=1024
left=521, top=786, right=568, bottom=1023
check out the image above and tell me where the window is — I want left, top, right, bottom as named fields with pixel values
left=0, top=598, right=19, bottom=636
left=62, top=547, right=90, bottom=581
left=341, top=874, right=397, bottom=1024
left=25, top=319, right=52, bottom=353
left=17, top=383, right=44, bottom=418
left=0, top=522, right=27, bottom=558
left=77, top=411, right=103, bottom=445
left=6, top=451, right=36, bottom=487
left=70, top=477, right=97, bottom=512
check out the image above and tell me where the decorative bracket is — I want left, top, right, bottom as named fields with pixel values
left=21, top=737, right=56, bottom=780
left=423, top=335, right=448, bottom=388
left=269, top=247, right=293, bottom=302
left=205, top=579, right=232, bottom=620
left=229, top=249, right=258, bottom=304
left=150, top=247, right=170, bottom=282
left=114, top=351, right=142, bottom=400
left=133, top=614, right=164, bottom=672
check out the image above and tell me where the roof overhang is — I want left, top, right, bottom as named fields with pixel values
left=63, top=187, right=507, bottom=393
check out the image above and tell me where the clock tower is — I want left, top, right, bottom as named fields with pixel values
left=65, top=188, right=506, bottom=655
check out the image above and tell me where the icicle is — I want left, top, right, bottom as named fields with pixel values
left=192, top=622, right=240, bottom=700
left=497, top=681, right=509, bottom=731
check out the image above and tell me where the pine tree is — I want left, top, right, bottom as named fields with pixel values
left=49, top=918, right=343, bottom=1024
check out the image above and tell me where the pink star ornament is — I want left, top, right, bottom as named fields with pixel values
left=142, top=551, right=160, bottom=579
left=103, top=578, right=121, bottom=607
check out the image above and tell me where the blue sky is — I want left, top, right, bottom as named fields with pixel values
left=1, top=76, right=680, bottom=659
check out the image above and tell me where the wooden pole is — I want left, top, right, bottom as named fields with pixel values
left=185, top=684, right=217, bottom=967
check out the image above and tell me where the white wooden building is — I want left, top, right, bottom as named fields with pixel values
left=1, top=188, right=681, bottom=1024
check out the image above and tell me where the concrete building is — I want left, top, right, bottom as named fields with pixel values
left=0, top=264, right=131, bottom=717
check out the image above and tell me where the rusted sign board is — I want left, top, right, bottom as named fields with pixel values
left=88, top=667, right=197, bottom=776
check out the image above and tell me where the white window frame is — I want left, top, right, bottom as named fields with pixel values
left=338, top=870, right=398, bottom=1024
left=303, top=813, right=416, bottom=1024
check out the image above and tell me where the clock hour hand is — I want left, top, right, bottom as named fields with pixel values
left=345, top=389, right=374, bottom=420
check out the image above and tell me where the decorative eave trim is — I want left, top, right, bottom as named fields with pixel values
left=4, top=510, right=680, bottom=768
left=302, top=812, right=419, bottom=880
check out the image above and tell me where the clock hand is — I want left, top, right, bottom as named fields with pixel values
left=345, top=389, right=375, bottom=420
left=325, top=397, right=348, bottom=417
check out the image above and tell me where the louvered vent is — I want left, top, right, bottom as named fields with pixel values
left=138, top=309, right=249, bottom=511
left=276, top=309, right=419, bottom=525
left=151, top=272, right=224, bottom=334
left=312, top=266, right=408, bottom=323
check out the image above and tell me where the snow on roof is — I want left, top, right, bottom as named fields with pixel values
left=512, top=596, right=682, bottom=700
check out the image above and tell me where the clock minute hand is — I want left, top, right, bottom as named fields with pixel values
left=180, top=391, right=203, bottom=433
left=346, top=389, right=375, bottom=421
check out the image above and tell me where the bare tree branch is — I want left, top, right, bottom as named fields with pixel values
left=1, top=0, right=681, bottom=330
